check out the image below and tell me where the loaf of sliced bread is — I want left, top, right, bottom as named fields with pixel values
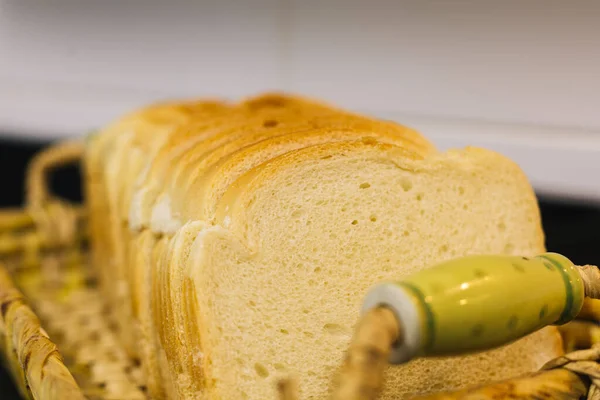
left=84, top=93, right=562, bottom=400
left=99, top=93, right=434, bottom=396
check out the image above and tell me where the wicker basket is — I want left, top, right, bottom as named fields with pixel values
left=1, top=141, right=600, bottom=400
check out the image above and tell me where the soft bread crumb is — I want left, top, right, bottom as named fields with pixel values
left=176, top=141, right=555, bottom=399
left=129, top=190, right=147, bottom=230
left=151, top=195, right=183, bottom=233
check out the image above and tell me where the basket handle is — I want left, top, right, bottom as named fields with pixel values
left=24, top=140, right=85, bottom=247
left=26, top=140, right=85, bottom=210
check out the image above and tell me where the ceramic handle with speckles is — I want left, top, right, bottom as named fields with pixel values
left=361, top=253, right=585, bottom=364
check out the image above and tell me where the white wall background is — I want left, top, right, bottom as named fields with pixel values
left=1, top=0, right=600, bottom=200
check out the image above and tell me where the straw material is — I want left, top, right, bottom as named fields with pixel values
left=3, top=140, right=600, bottom=400
left=332, top=307, right=400, bottom=400
left=0, top=262, right=85, bottom=400
left=31, top=281, right=147, bottom=399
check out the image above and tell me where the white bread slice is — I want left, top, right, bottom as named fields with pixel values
left=107, top=103, right=233, bottom=394
left=126, top=111, right=315, bottom=397
left=129, top=104, right=323, bottom=231
left=175, top=125, right=433, bottom=225
left=84, top=100, right=231, bottom=370
left=149, top=114, right=321, bottom=233
left=127, top=97, right=401, bottom=396
left=127, top=92, right=356, bottom=233
left=84, top=100, right=226, bottom=293
left=147, top=129, right=435, bottom=397
left=139, top=131, right=435, bottom=397
left=116, top=105, right=236, bottom=358
left=85, top=99, right=229, bottom=276
left=133, top=93, right=435, bottom=233
left=150, top=139, right=561, bottom=399
left=158, top=119, right=435, bottom=233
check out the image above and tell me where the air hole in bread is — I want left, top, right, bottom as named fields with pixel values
left=416, top=193, right=424, bottom=201
left=314, top=267, right=321, bottom=273
left=498, top=222, right=506, bottom=232
left=401, top=178, right=413, bottom=192
left=88, top=331, right=100, bottom=342
left=263, top=119, right=279, bottom=128
left=323, top=323, right=349, bottom=337
left=359, top=182, right=371, bottom=189
left=280, top=329, right=289, bottom=335
left=291, top=209, right=304, bottom=218
left=248, top=300, right=256, bottom=307
left=439, top=245, right=448, bottom=253
left=351, top=220, right=358, bottom=225
left=504, top=243, right=515, bottom=253
left=463, top=204, right=469, bottom=210
left=458, top=186, right=465, bottom=195
left=369, top=215, right=377, bottom=222
left=274, top=363, right=285, bottom=371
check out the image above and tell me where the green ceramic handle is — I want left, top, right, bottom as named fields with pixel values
left=361, top=253, right=585, bottom=364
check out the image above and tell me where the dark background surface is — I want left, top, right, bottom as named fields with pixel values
left=1, top=137, right=600, bottom=398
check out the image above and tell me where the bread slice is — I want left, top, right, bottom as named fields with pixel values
left=133, top=123, right=435, bottom=397
left=86, top=98, right=230, bottom=270
left=84, top=100, right=225, bottom=286
left=128, top=95, right=341, bottom=231
left=149, top=139, right=560, bottom=399
left=175, top=126, right=431, bottom=225
left=132, top=93, right=434, bottom=234
left=154, top=120, right=434, bottom=233
left=126, top=96, right=416, bottom=396
left=101, top=102, right=236, bottom=394
left=84, top=100, right=232, bottom=360
left=147, top=130, right=435, bottom=397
